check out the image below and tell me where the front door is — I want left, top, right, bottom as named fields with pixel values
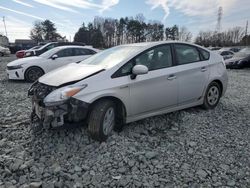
left=128, top=45, right=178, bottom=116
left=48, top=48, right=76, bottom=71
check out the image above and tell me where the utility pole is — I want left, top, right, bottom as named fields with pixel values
left=245, top=20, right=248, bottom=46
left=2, top=16, right=8, bottom=37
left=216, top=7, right=223, bottom=33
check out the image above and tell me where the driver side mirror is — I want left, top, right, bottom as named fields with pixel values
left=51, top=54, right=58, bottom=60
left=131, top=64, right=148, bottom=80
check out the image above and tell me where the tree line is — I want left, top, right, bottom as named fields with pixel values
left=195, top=27, right=248, bottom=47
left=74, top=14, right=193, bottom=48
left=30, top=14, right=248, bottom=48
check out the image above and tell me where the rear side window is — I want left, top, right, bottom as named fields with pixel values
left=199, top=48, right=210, bottom=60
left=74, top=48, right=96, bottom=56
left=56, top=48, right=74, bottom=58
left=221, top=51, right=228, bottom=56
left=175, top=44, right=200, bottom=65
left=45, top=44, right=56, bottom=51
left=85, top=49, right=97, bottom=55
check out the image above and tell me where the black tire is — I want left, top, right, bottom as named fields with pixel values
left=202, top=82, right=221, bottom=109
left=88, top=100, right=116, bottom=142
left=25, top=67, right=44, bottom=82
left=0, top=52, right=4, bottom=57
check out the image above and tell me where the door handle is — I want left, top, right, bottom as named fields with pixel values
left=167, top=75, right=176, bottom=80
left=119, top=85, right=128, bottom=89
left=201, top=67, right=207, bottom=72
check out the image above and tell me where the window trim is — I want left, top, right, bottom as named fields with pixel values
left=111, top=43, right=175, bottom=78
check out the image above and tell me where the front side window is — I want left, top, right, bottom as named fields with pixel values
left=175, top=44, right=200, bottom=65
left=113, top=45, right=173, bottom=78
left=56, top=48, right=74, bottom=58
left=135, top=45, right=173, bottom=71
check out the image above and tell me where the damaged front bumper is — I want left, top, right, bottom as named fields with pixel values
left=28, top=81, right=90, bottom=130
left=31, top=97, right=89, bottom=129
left=32, top=101, right=67, bottom=128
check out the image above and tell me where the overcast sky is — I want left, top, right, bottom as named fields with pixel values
left=0, top=0, right=249, bottom=42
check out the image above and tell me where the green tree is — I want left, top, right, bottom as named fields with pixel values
left=165, top=25, right=179, bottom=40
left=30, top=21, right=43, bottom=42
left=30, top=19, right=63, bottom=42
left=74, top=22, right=104, bottom=48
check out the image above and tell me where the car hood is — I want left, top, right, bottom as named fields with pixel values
left=16, top=50, right=25, bottom=53
left=7, top=56, right=43, bottom=66
left=39, top=63, right=105, bottom=87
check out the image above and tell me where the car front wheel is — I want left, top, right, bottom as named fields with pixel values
left=88, top=100, right=115, bottom=142
left=202, top=82, right=221, bottom=109
left=25, top=67, right=44, bottom=82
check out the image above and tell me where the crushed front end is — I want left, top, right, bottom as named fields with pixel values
left=28, top=82, right=89, bottom=131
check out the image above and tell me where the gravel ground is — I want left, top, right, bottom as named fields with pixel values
left=0, top=55, right=250, bottom=188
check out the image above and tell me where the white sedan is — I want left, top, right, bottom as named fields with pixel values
left=6, top=46, right=99, bottom=82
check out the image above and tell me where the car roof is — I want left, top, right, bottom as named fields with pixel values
left=120, top=41, right=208, bottom=51
left=55, top=45, right=96, bottom=50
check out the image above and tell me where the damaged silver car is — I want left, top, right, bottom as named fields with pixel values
left=28, top=41, right=228, bottom=141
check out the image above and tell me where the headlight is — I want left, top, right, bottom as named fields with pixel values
left=7, top=65, right=23, bottom=70
left=43, top=84, right=87, bottom=106
left=236, top=60, right=242, bottom=65
left=25, top=52, right=32, bottom=56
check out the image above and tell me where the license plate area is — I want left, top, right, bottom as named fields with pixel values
left=34, top=102, right=44, bottom=119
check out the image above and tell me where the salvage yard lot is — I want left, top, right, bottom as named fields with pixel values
left=0, top=55, right=250, bottom=187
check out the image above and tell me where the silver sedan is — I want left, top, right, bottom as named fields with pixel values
left=29, top=41, right=228, bottom=141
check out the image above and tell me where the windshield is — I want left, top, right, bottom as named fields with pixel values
left=39, top=48, right=59, bottom=58
left=30, top=45, right=41, bottom=50
left=233, top=48, right=250, bottom=58
left=80, top=45, right=142, bottom=68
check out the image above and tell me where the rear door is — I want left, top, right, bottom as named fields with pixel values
left=173, top=44, right=210, bottom=105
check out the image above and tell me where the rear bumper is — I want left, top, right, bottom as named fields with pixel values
left=6, top=68, right=25, bottom=80
left=31, top=97, right=89, bottom=128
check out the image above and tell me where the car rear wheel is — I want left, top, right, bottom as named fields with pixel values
left=0, top=52, right=4, bottom=56
left=25, top=67, right=44, bottom=82
left=202, top=82, right=221, bottom=109
left=88, top=100, right=115, bottom=142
